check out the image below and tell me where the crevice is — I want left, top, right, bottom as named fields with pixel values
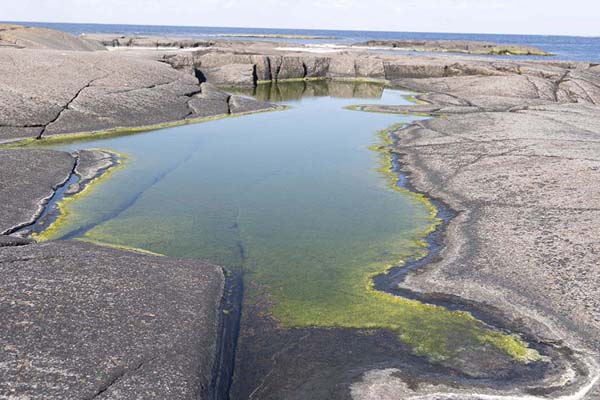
left=552, top=70, right=570, bottom=102
left=1, top=158, right=78, bottom=236
left=37, top=74, right=109, bottom=139
left=87, top=356, right=156, bottom=400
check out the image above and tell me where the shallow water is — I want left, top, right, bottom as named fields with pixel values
left=33, top=81, right=539, bottom=389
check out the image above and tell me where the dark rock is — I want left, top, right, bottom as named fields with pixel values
left=277, top=57, right=305, bottom=80
left=0, top=149, right=75, bottom=234
left=0, top=235, right=32, bottom=247
left=304, top=57, right=330, bottom=78
left=0, top=240, right=224, bottom=399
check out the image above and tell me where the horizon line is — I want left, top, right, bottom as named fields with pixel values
left=4, top=19, right=599, bottom=39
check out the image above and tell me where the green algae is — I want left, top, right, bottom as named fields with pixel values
left=0, top=108, right=286, bottom=149
left=32, top=150, right=128, bottom=243
left=28, top=81, right=539, bottom=365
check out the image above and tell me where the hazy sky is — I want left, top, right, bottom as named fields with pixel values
left=4, top=0, right=600, bottom=36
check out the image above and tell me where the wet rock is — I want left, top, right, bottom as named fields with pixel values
left=228, top=95, right=275, bottom=114
left=0, top=240, right=224, bottom=399
left=0, top=149, right=75, bottom=234
left=65, top=149, right=117, bottom=195
left=0, top=235, right=32, bottom=247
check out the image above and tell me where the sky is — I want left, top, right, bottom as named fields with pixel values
left=4, top=0, right=600, bottom=36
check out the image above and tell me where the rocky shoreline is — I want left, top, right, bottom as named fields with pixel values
left=1, top=24, right=600, bottom=399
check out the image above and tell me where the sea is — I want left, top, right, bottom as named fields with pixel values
left=6, top=21, right=600, bottom=63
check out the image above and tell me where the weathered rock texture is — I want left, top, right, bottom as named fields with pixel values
left=0, top=48, right=277, bottom=142
left=346, top=48, right=600, bottom=399
left=0, top=148, right=226, bottom=399
left=0, top=149, right=75, bottom=234
left=0, top=240, right=224, bottom=399
left=0, top=24, right=105, bottom=51
left=84, top=33, right=216, bottom=49
left=354, top=39, right=552, bottom=56
left=163, top=48, right=583, bottom=88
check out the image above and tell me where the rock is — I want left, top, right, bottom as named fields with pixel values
left=199, top=82, right=232, bottom=101
left=0, top=49, right=202, bottom=141
left=304, top=57, right=330, bottom=78
left=199, top=64, right=256, bottom=87
left=228, top=95, right=274, bottom=114
left=354, top=57, right=385, bottom=79
left=65, top=150, right=117, bottom=195
left=252, top=55, right=272, bottom=81
left=276, top=57, right=305, bottom=80
left=0, top=235, right=32, bottom=247
left=83, top=33, right=216, bottom=49
left=328, top=55, right=356, bottom=78
left=355, top=39, right=552, bottom=56
left=0, top=24, right=105, bottom=51
left=0, top=240, right=224, bottom=399
left=0, top=149, right=75, bottom=234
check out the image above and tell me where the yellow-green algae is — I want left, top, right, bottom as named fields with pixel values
left=76, top=237, right=165, bottom=257
left=28, top=82, right=539, bottom=365
left=1, top=108, right=287, bottom=149
left=32, top=150, right=128, bottom=243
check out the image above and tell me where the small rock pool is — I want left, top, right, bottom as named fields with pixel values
left=31, top=80, right=545, bottom=398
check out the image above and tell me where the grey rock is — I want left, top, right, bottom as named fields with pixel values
left=328, top=55, right=356, bottom=78
left=200, top=64, right=256, bottom=87
left=199, top=82, right=231, bottom=101
left=65, top=150, right=116, bottom=195
left=355, top=39, right=551, bottom=56
left=228, top=95, right=275, bottom=114
left=0, top=235, right=32, bottom=247
left=0, top=49, right=204, bottom=141
left=303, top=56, right=330, bottom=78
left=0, top=240, right=224, bottom=399
left=0, top=24, right=105, bottom=51
left=252, top=55, right=272, bottom=81
left=276, top=57, right=305, bottom=80
left=0, top=149, right=75, bottom=234
left=85, top=33, right=215, bottom=49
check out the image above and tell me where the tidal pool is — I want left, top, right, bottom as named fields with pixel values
left=32, top=80, right=536, bottom=367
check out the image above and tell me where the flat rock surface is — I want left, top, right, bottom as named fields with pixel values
left=0, top=149, right=75, bottom=234
left=349, top=59, right=600, bottom=398
left=0, top=240, right=224, bottom=399
left=0, top=24, right=105, bottom=51
left=0, top=48, right=277, bottom=143
left=353, top=39, right=551, bottom=56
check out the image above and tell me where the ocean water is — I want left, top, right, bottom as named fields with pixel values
left=7, top=21, right=600, bottom=63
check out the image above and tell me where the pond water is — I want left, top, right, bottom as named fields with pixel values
left=32, top=81, right=539, bottom=394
